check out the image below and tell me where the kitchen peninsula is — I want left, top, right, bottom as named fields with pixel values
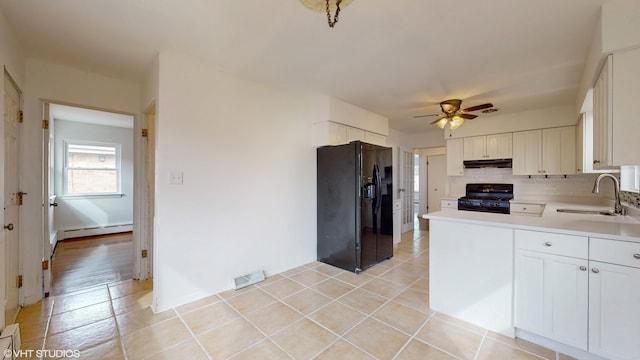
left=424, top=203, right=640, bottom=360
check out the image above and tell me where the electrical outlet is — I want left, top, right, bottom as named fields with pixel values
left=169, top=171, right=183, bottom=184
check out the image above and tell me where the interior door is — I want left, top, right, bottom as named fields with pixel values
left=42, top=103, right=54, bottom=296
left=4, top=73, right=22, bottom=325
left=399, top=147, right=414, bottom=232
left=427, top=155, right=446, bottom=213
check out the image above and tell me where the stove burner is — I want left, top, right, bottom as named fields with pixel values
left=458, top=183, right=513, bottom=214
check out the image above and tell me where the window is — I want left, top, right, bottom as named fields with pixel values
left=64, top=141, right=120, bottom=195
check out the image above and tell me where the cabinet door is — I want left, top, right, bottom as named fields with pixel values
left=612, top=47, right=640, bottom=166
left=589, top=261, right=640, bottom=360
left=446, top=138, right=464, bottom=176
left=592, top=55, right=613, bottom=169
left=486, top=133, right=513, bottom=159
left=463, top=136, right=486, bottom=160
left=542, top=126, right=576, bottom=175
left=514, top=250, right=588, bottom=350
left=328, top=122, right=347, bottom=145
left=346, top=127, right=365, bottom=143
left=512, top=130, right=542, bottom=175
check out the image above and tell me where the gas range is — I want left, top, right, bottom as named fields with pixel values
left=458, top=183, right=514, bottom=214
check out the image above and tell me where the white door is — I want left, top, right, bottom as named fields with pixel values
left=426, top=155, right=446, bottom=214
left=3, top=74, right=22, bottom=326
left=399, top=148, right=414, bottom=232
left=139, top=105, right=156, bottom=280
left=42, top=103, right=54, bottom=296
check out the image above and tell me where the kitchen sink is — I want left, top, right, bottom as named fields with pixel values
left=556, top=208, right=617, bottom=216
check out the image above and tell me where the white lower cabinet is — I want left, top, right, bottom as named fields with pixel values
left=514, top=231, right=640, bottom=359
left=514, top=230, right=588, bottom=350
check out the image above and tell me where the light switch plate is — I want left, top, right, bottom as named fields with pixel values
left=169, top=171, right=183, bottom=184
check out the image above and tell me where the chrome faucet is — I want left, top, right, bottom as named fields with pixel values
left=592, top=174, right=626, bottom=215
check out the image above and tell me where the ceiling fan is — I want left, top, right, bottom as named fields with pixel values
left=414, top=99, right=494, bottom=130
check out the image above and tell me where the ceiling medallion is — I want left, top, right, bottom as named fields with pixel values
left=300, top=0, right=353, bottom=28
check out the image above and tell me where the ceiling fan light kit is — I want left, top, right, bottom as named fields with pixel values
left=414, top=99, right=495, bottom=130
left=300, top=0, right=353, bottom=28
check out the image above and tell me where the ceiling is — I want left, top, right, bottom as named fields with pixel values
left=0, top=0, right=607, bottom=133
left=50, top=104, right=134, bottom=129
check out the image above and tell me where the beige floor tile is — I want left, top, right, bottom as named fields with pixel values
left=338, top=288, right=387, bottom=314
left=197, top=318, right=265, bottom=359
left=122, top=317, right=191, bottom=360
left=259, top=278, right=305, bottom=299
left=279, top=264, right=311, bottom=278
left=271, top=318, right=337, bottom=359
left=244, top=301, right=302, bottom=335
left=315, top=339, right=375, bottom=360
left=559, top=354, right=579, bottom=360
left=145, top=339, right=208, bottom=360
left=344, top=318, right=410, bottom=360
left=333, top=271, right=375, bottom=287
left=282, top=288, right=332, bottom=315
left=393, top=287, right=431, bottom=314
left=75, top=338, right=125, bottom=360
left=372, top=301, right=429, bottom=335
left=48, top=301, right=113, bottom=335
left=360, top=277, right=407, bottom=299
left=217, top=283, right=258, bottom=300
left=311, top=278, right=354, bottom=299
left=395, top=339, right=457, bottom=360
left=111, top=290, right=153, bottom=316
left=433, top=312, right=485, bottom=335
left=175, top=294, right=220, bottom=315
left=107, top=279, right=152, bottom=299
left=409, top=276, right=429, bottom=294
left=310, top=262, right=344, bottom=277
left=415, top=317, right=483, bottom=360
left=180, top=301, right=240, bottom=334
left=395, top=259, right=429, bottom=275
left=256, top=273, right=283, bottom=286
left=45, top=317, right=118, bottom=352
left=477, top=338, right=545, bottom=360
left=230, top=339, right=290, bottom=360
left=361, top=263, right=391, bottom=277
left=288, top=269, right=330, bottom=287
left=379, top=269, right=422, bottom=287
left=225, top=288, right=277, bottom=314
left=115, top=307, right=177, bottom=336
left=308, top=301, right=366, bottom=335
left=486, top=331, right=556, bottom=359
left=52, top=287, right=111, bottom=314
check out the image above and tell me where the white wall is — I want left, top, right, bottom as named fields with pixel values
left=153, top=52, right=316, bottom=311
left=21, top=59, right=140, bottom=304
left=53, top=120, right=134, bottom=238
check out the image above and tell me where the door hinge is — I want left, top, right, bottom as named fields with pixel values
left=42, top=119, right=49, bottom=129
left=141, top=128, right=148, bottom=138
left=42, top=260, right=49, bottom=270
left=17, top=191, right=27, bottom=206
left=16, top=275, right=23, bottom=288
left=17, top=110, right=23, bottom=123
left=141, top=249, right=148, bottom=258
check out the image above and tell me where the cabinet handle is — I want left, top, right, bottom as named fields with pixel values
left=522, top=207, right=527, bottom=210
left=579, top=266, right=587, bottom=271
left=592, top=268, right=600, bottom=273
left=544, top=242, right=552, bottom=247
left=634, top=254, right=640, bottom=260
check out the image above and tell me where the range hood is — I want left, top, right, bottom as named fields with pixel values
left=463, top=158, right=512, bottom=169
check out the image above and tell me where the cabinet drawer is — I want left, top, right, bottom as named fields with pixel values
left=590, top=238, right=640, bottom=269
left=515, top=230, right=588, bottom=258
left=510, top=203, right=544, bottom=216
left=441, top=199, right=458, bottom=209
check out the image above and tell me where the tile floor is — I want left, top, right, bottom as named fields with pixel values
left=15, top=230, right=575, bottom=359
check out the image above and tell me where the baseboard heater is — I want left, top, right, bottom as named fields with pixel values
left=58, top=223, right=133, bottom=240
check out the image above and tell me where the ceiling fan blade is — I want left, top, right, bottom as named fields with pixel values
left=462, top=103, right=493, bottom=112
left=459, top=113, right=478, bottom=120
left=413, top=113, right=441, bottom=118
left=430, top=118, right=446, bottom=124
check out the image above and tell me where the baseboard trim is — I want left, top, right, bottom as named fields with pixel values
left=58, top=224, right=133, bottom=240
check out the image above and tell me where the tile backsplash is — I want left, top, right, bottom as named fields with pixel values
left=447, top=168, right=623, bottom=205
left=621, top=191, right=640, bottom=208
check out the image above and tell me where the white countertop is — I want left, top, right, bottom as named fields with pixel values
left=424, top=202, right=640, bottom=241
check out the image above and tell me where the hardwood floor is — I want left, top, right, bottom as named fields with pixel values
left=51, top=232, right=134, bottom=296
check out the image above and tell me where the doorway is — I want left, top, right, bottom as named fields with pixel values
left=3, top=71, right=22, bottom=327
left=45, top=103, right=136, bottom=295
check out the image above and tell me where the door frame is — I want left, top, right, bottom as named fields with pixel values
left=399, top=147, right=414, bottom=233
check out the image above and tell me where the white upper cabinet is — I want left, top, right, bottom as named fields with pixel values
left=513, top=127, right=575, bottom=176
left=593, top=48, right=640, bottom=168
left=446, top=138, right=464, bottom=176
left=463, top=133, right=512, bottom=160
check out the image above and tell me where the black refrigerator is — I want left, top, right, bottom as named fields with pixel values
left=317, top=141, right=393, bottom=273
